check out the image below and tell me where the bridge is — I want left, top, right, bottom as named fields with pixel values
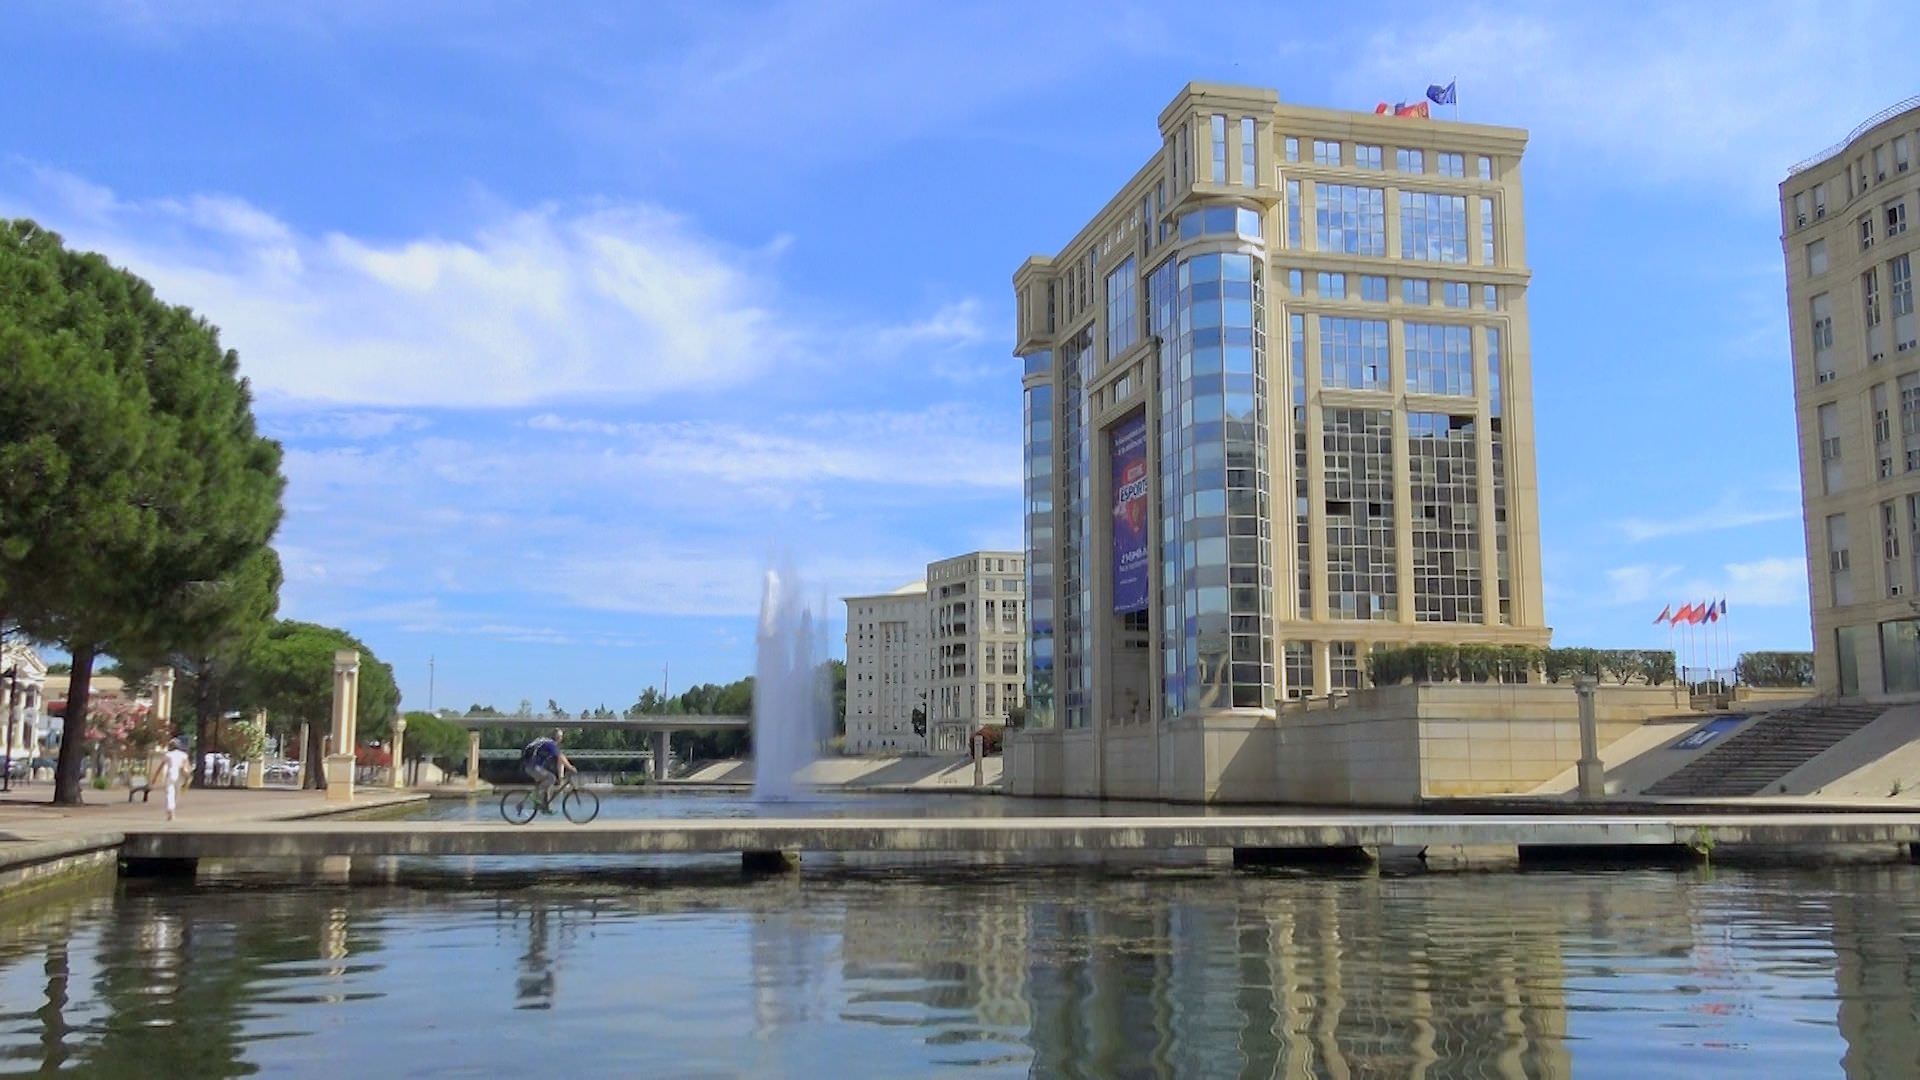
left=118, top=812, right=1920, bottom=873
left=446, top=714, right=749, bottom=784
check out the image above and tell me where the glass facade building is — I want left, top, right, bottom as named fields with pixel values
left=1014, top=82, right=1546, bottom=739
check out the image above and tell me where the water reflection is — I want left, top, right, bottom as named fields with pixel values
left=0, top=864, right=1916, bottom=1076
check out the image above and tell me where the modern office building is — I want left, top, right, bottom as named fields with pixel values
left=843, top=582, right=930, bottom=754
left=927, top=551, right=1027, bottom=753
left=1011, top=82, right=1550, bottom=797
left=1783, top=98, right=1920, bottom=697
left=843, top=550, right=1030, bottom=755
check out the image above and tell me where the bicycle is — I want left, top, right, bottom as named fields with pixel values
left=500, top=772, right=601, bottom=825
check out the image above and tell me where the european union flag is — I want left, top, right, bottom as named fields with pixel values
left=1427, top=81, right=1456, bottom=106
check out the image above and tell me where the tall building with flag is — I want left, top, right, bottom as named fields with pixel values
left=1011, top=83, right=1548, bottom=797
left=1782, top=97, right=1920, bottom=696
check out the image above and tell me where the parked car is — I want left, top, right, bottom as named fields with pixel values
left=264, top=761, right=300, bottom=784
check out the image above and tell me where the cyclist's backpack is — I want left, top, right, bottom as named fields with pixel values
left=520, top=741, right=539, bottom=765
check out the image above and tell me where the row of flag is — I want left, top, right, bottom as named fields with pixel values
left=1374, top=81, right=1456, bottom=119
left=1654, top=600, right=1729, bottom=626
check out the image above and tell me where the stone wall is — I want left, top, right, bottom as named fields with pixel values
left=1006, top=681, right=1692, bottom=805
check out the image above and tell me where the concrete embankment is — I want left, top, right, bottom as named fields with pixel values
left=673, top=755, right=1002, bottom=791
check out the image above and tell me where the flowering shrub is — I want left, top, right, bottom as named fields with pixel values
left=85, top=698, right=169, bottom=758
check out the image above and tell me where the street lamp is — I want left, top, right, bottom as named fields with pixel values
left=1, top=666, right=15, bottom=794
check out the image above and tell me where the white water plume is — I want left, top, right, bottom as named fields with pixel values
left=752, top=562, right=830, bottom=801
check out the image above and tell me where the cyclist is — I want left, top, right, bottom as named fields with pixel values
left=520, top=730, right=574, bottom=813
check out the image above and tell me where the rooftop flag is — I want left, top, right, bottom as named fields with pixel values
left=1704, top=599, right=1720, bottom=623
left=1395, top=101, right=1431, bottom=119
left=1654, top=604, right=1672, bottom=625
left=1427, top=80, right=1457, bottom=106
left=1718, top=599, right=1729, bottom=616
left=1672, top=602, right=1694, bottom=625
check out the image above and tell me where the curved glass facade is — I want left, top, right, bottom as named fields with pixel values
left=1022, top=355, right=1055, bottom=729
left=1156, top=221, right=1275, bottom=715
left=1058, top=330, right=1093, bottom=729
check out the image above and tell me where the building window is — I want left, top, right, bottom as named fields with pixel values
left=1106, top=256, right=1139, bottom=359
left=1355, top=144, right=1383, bottom=170
left=1861, top=215, right=1876, bottom=251
left=1808, top=239, right=1829, bottom=276
left=1884, top=619, right=1920, bottom=693
left=1812, top=292, right=1835, bottom=382
left=1241, top=116, right=1256, bottom=186
left=1874, top=383, right=1893, bottom=480
left=1477, top=155, right=1493, bottom=180
left=1330, top=642, right=1364, bottom=689
left=1865, top=267, right=1882, bottom=328
left=1405, top=322, right=1474, bottom=396
left=1211, top=114, right=1227, bottom=184
left=1793, top=191, right=1810, bottom=228
left=1360, top=275, right=1387, bottom=302
left=1885, top=501, right=1904, bottom=597
left=1320, top=317, right=1388, bottom=390
left=1487, top=328, right=1504, bottom=420
left=1819, top=401, right=1844, bottom=495
left=1814, top=182, right=1829, bottom=218
left=1408, top=412, right=1482, bottom=623
left=1283, top=642, right=1312, bottom=698
left=1890, top=200, right=1909, bottom=239
left=1403, top=278, right=1430, bottom=305
left=1318, top=272, right=1347, bottom=299
left=1324, top=410, right=1396, bottom=620
left=1400, top=192, right=1470, bottom=263
left=1437, top=152, right=1465, bottom=178
left=1902, top=373, right=1920, bottom=471
left=1829, top=513, right=1854, bottom=606
left=1314, top=183, right=1387, bottom=256
left=1285, top=136, right=1300, bottom=162
left=1896, top=136, right=1912, bottom=174
left=1442, top=281, right=1470, bottom=308
left=1480, top=197, right=1496, bottom=264
left=1482, top=284, right=1499, bottom=310
left=1286, top=180, right=1302, bottom=249
left=1313, top=139, right=1341, bottom=166
left=1287, top=269, right=1303, bottom=295
left=1397, top=148, right=1424, bottom=173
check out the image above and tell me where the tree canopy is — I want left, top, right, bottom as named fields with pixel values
left=246, top=620, right=398, bottom=787
left=0, top=220, right=286, bottom=803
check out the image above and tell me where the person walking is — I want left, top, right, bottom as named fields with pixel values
left=149, top=737, right=191, bottom=822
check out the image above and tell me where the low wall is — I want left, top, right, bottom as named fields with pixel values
left=1006, top=682, right=1692, bottom=805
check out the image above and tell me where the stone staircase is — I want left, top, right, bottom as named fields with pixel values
left=1642, top=701, right=1887, bottom=797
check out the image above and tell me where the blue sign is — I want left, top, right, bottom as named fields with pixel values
left=1673, top=715, right=1746, bottom=751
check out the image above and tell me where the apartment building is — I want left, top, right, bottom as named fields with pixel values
left=1783, top=97, right=1920, bottom=696
left=927, top=551, right=1027, bottom=754
left=842, top=582, right=929, bottom=753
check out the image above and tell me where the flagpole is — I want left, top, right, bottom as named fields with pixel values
left=1452, top=74, right=1459, bottom=121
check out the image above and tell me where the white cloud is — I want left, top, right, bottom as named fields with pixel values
left=1347, top=4, right=1900, bottom=195
left=1719, top=557, right=1810, bottom=608
left=265, top=410, right=429, bottom=441
left=1614, top=488, right=1802, bottom=542
left=1604, top=563, right=1681, bottom=605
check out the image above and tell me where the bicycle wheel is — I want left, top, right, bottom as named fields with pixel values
left=501, top=789, right=538, bottom=825
left=561, top=786, right=600, bottom=824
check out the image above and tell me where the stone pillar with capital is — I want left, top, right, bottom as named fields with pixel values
left=325, top=650, right=360, bottom=802
left=1574, top=676, right=1604, bottom=799
left=246, top=708, right=267, bottom=790
left=652, top=730, right=669, bottom=782
left=465, top=730, right=482, bottom=792
left=389, top=716, right=407, bottom=790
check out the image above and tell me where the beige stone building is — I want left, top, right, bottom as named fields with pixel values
left=843, top=582, right=929, bottom=754
left=1009, top=83, right=1548, bottom=796
left=927, top=551, right=1026, bottom=753
left=1783, top=97, right=1920, bottom=697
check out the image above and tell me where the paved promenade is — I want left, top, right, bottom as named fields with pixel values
left=0, top=786, right=427, bottom=847
left=116, top=811, right=1920, bottom=861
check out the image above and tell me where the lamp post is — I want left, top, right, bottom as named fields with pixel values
left=1, top=666, right=14, bottom=793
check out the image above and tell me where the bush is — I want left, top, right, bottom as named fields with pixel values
left=1737, top=651, right=1814, bottom=687
left=973, top=726, right=1004, bottom=755
left=1366, top=645, right=1675, bottom=687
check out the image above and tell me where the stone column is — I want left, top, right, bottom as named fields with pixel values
left=324, top=650, right=360, bottom=803
left=652, top=730, right=669, bottom=782
left=295, top=721, right=309, bottom=787
left=389, top=716, right=407, bottom=790
left=1574, top=676, right=1604, bottom=799
left=246, top=708, right=266, bottom=790
left=465, top=730, right=482, bottom=792
left=972, top=731, right=985, bottom=787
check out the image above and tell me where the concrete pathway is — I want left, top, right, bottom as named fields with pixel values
left=0, top=786, right=427, bottom=846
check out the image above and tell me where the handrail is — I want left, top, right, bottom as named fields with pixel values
left=1787, top=95, right=1920, bottom=177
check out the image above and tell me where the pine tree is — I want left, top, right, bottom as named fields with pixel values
left=0, top=220, right=286, bottom=803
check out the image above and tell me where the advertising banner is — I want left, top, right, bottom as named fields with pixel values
left=1111, top=413, right=1150, bottom=614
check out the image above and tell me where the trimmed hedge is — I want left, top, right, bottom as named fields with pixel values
left=1735, top=651, right=1814, bottom=688
left=1365, top=645, right=1678, bottom=687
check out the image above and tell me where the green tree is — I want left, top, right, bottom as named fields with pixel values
left=246, top=621, right=399, bottom=789
left=398, top=709, right=468, bottom=783
left=0, top=220, right=286, bottom=804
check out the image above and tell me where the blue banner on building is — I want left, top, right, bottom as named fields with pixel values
left=1111, top=413, right=1150, bottom=614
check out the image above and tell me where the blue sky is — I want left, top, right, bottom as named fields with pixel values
left=2, top=1, right=1905, bottom=712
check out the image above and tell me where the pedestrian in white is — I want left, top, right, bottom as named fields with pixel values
left=149, top=738, right=191, bottom=822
